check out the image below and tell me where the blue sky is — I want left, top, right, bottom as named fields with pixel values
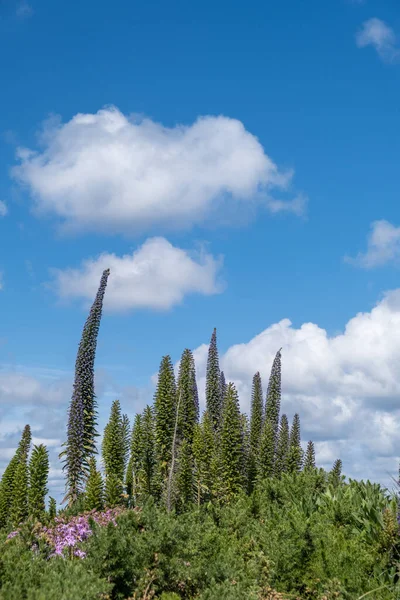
left=1, top=0, right=400, bottom=499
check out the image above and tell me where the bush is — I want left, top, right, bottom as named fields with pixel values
left=1, top=473, right=400, bottom=599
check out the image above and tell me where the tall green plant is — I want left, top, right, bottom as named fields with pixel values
left=167, top=392, right=182, bottom=512
left=304, top=441, right=316, bottom=470
left=192, top=411, right=215, bottom=506
left=60, top=268, right=110, bottom=505
left=103, top=400, right=125, bottom=506
left=140, top=406, right=156, bottom=497
left=176, top=439, right=194, bottom=510
left=121, top=414, right=130, bottom=476
left=248, top=372, right=264, bottom=490
left=28, top=444, right=49, bottom=520
left=85, top=457, right=104, bottom=511
left=48, top=496, right=57, bottom=519
left=220, top=383, right=244, bottom=500
left=126, top=414, right=143, bottom=503
left=275, top=414, right=290, bottom=477
left=287, top=413, right=303, bottom=473
left=329, top=458, right=343, bottom=487
left=154, top=355, right=177, bottom=486
left=220, top=371, right=227, bottom=409
left=206, top=328, right=222, bottom=432
left=265, top=349, right=282, bottom=444
left=0, top=425, right=31, bottom=528
left=177, top=349, right=199, bottom=447
left=11, top=458, right=29, bottom=527
left=258, top=419, right=275, bottom=479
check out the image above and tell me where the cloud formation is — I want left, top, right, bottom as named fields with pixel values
left=12, top=107, right=306, bottom=235
left=0, top=366, right=72, bottom=500
left=356, top=18, right=399, bottom=63
left=50, top=237, right=224, bottom=312
left=0, top=201, right=8, bottom=217
left=190, top=290, right=400, bottom=487
left=345, top=220, right=400, bottom=268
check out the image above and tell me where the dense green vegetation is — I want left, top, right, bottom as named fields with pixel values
left=0, top=269, right=399, bottom=599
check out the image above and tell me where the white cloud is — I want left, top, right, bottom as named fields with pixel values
left=50, top=237, right=224, bottom=312
left=356, top=18, right=399, bottom=63
left=0, top=201, right=8, bottom=217
left=11, top=107, right=306, bottom=235
left=190, top=290, right=400, bottom=488
left=345, top=220, right=400, bottom=268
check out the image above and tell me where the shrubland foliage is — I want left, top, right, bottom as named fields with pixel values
left=1, top=472, right=400, bottom=599
left=0, top=269, right=400, bottom=599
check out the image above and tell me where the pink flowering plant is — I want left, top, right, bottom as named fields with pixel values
left=6, top=506, right=128, bottom=560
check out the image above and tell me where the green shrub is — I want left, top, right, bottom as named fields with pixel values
left=1, top=473, right=400, bottom=599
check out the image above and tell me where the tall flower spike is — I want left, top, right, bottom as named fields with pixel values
left=0, top=425, right=31, bottom=527
left=303, top=440, right=316, bottom=470
left=275, top=414, right=289, bottom=477
left=330, top=458, right=343, bottom=488
left=28, top=444, right=49, bottom=521
left=287, top=413, right=303, bottom=473
left=206, top=328, right=222, bottom=432
left=248, top=372, right=264, bottom=491
left=220, top=383, right=244, bottom=500
left=220, top=371, right=227, bottom=407
left=177, top=349, right=199, bottom=447
left=60, top=268, right=110, bottom=505
left=154, top=355, right=177, bottom=483
left=265, top=348, right=282, bottom=443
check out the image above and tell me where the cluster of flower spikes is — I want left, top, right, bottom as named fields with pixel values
left=7, top=506, right=127, bottom=559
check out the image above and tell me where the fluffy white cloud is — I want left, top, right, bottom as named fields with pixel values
left=12, top=107, right=305, bottom=234
left=50, top=237, right=224, bottom=311
left=190, top=290, right=400, bottom=488
left=0, top=201, right=8, bottom=217
left=345, top=220, right=400, bottom=268
left=356, top=18, right=399, bottom=63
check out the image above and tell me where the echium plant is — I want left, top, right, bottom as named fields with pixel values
left=206, top=328, right=222, bottom=432
left=177, top=349, right=199, bottom=447
left=248, top=372, right=263, bottom=491
left=29, top=444, right=50, bottom=521
left=265, top=349, right=282, bottom=442
left=60, top=268, right=110, bottom=506
left=304, top=440, right=316, bottom=470
left=0, top=425, right=31, bottom=528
